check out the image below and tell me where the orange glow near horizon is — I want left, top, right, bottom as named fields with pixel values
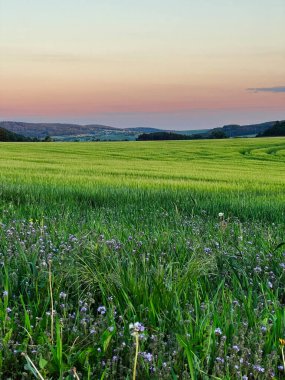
left=0, top=1, right=284, bottom=128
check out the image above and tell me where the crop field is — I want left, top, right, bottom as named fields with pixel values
left=0, top=138, right=285, bottom=379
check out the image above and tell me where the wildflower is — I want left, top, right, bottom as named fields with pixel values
left=97, top=306, right=106, bottom=315
left=6, top=307, right=12, bottom=313
left=80, top=318, right=87, bottom=325
left=279, top=338, right=285, bottom=346
left=253, top=365, right=265, bottom=373
left=218, top=213, right=224, bottom=218
left=140, top=352, right=153, bottom=362
left=261, top=325, right=267, bottom=332
left=3, top=290, right=8, bottom=297
left=216, top=357, right=225, bottom=363
left=232, top=345, right=240, bottom=352
left=214, top=327, right=222, bottom=336
left=129, top=322, right=145, bottom=335
left=108, top=326, right=114, bottom=332
left=59, top=292, right=67, bottom=299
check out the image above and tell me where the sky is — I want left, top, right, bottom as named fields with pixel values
left=0, top=0, right=284, bottom=130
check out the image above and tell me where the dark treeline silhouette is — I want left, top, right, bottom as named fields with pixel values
left=0, top=127, right=37, bottom=142
left=257, top=121, right=285, bottom=137
left=137, top=132, right=203, bottom=141
left=137, top=130, right=228, bottom=141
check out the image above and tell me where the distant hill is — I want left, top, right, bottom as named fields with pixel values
left=0, top=121, right=161, bottom=141
left=129, top=128, right=210, bottom=135
left=0, top=121, right=116, bottom=138
left=1, top=120, right=284, bottom=141
left=127, top=127, right=163, bottom=133
left=176, top=129, right=210, bottom=136
left=137, top=121, right=285, bottom=141
left=257, top=121, right=285, bottom=137
left=221, top=121, right=278, bottom=137
left=0, top=127, right=33, bottom=142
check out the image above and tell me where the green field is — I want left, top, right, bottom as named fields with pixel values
left=1, top=138, right=285, bottom=220
left=0, top=138, right=285, bottom=379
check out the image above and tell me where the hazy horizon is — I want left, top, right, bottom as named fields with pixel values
left=1, top=112, right=284, bottom=132
left=1, top=1, right=284, bottom=130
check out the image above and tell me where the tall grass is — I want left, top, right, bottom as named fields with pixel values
left=0, top=138, right=285, bottom=378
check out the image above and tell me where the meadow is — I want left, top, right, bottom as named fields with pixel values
left=0, top=138, right=285, bottom=379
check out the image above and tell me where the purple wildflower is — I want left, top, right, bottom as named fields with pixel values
left=214, top=327, right=222, bottom=336
left=97, top=306, right=106, bottom=315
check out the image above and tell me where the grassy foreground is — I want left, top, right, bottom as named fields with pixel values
left=0, top=139, right=285, bottom=379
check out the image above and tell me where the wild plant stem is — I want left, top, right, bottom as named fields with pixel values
left=71, top=367, right=80, bottom=380
left=22, top=353, right=45, bottom=380
left=48, top=260, right=54, bottom=345
left=132, top=333, right=139, bottom=380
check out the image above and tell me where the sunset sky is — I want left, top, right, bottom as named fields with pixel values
left=0, top=0, right=284, bottom=129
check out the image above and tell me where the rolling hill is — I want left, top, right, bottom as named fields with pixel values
left=257, top=120, right=285, bottom=137
left=1, top=120, right=284, bottom=141
left=0, top=126, right=33, bottom=142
